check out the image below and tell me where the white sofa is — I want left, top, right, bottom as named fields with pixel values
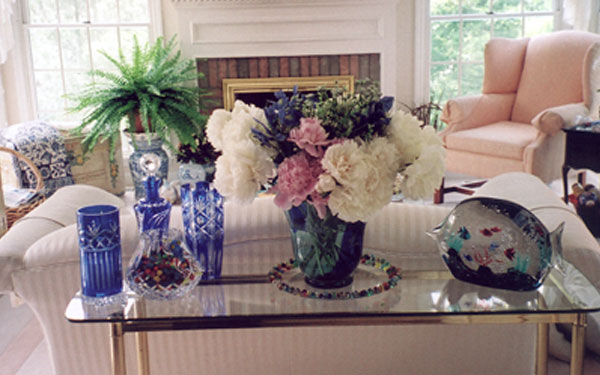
left=1, top=173, right=600, bottom=375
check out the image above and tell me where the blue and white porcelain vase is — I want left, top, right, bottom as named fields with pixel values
left=180, top=163, right=224, bottom=280
left=128, top=133, right=168, bottom=199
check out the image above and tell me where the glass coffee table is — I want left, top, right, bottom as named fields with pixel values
left=66, top=245, right=600, bottom=375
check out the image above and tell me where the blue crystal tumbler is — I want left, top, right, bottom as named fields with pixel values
left=77, top=205, right=123, bottom=297
left=180, top=181, right=224, bottom=280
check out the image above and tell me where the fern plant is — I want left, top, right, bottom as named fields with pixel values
left=69, top=36, right=210, bottom=160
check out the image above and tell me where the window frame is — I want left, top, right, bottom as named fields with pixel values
left=415, top=0, right=562, bottom=106
left=13, top=0, right=163, bottom=124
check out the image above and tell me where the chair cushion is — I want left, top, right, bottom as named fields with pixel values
left=512, top=31, right=600, bottom=124
left=444, top=121, right=538, bottom=160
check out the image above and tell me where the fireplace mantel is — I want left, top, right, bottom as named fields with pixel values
left=171, top=0, right=400, bottom=98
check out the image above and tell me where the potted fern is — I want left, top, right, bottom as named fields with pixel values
left=69, top=36, right=209, bottom=198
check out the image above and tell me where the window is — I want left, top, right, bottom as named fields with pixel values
left=23, top=0, right=161, bottom=122
left=428, top=0, right=560, bottom=105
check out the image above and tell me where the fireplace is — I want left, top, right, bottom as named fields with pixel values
left=197, top=54, right=376, bottom=111
left=171, top=0, right=401, bottom=106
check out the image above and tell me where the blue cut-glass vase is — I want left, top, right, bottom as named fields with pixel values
left=180, top=164, right=224, bottom=280
left=285, top=202, right=366, bottom=289
left=77, top=205, right=123, bottom=297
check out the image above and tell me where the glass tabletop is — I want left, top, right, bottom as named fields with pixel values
left=65, top=239, right=600, bottom=327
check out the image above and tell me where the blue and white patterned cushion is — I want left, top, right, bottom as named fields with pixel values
left=1, top=121, right=74, bottom=195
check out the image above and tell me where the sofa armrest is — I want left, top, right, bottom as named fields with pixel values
left=531, top=102, right=589, bottom=135
left=439, top=93, right=515, bottom=138
left=475, top=172, right=600, bottom=358
left=0, top=184, right=126, bottom=293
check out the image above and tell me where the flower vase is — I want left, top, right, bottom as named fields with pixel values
left=128, top=133, right=168, bottom=199
left=285, top=202, right=366, bottom=289
left=180, top=163, right=224, bottom=280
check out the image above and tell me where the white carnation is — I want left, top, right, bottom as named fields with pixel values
left=363, top=137, right=399, bottom=180
left=399, top=144, right=446, bottom=200
left=213, top=140, right=275, bottom=203
left=387, top=110, right=425, bottom=168
left=205, top=109, right=231, bottom=152
left=207, top=101, right=268, bottom=152
left=316, top=174, right=336, bottom=193
left=326, top=140, right=397, bottom=222
left=321, top=140, right=368, bottom=186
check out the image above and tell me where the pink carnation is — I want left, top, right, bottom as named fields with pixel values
left=288, top=118, right=330, bottom=157
left=309, top=191, right=330, bottom=219
left=272, top=152, right=322, bottom=210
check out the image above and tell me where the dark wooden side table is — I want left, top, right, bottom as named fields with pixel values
left=562, top=123, right=600, bottom=203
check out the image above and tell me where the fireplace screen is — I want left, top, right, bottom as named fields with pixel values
left=222, top=75, right=354, bottom=110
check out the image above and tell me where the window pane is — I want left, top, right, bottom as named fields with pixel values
left=493, top=0, right=520, bottom=13
left=34, top=71, right=64, bottom=112
left=60, top=28, right=91, bottom=70
left=461, top=63, right=484, bottom=96
left=29, top=29, right=61, bottom=70
left=90, top=0, right=118, bottom=23
left=524, top=0, right=553, bottom=12
left=462, top=20, right=490, bottom=62
left=431, top=64, right=458, bottom=105
left=28, top=0, right=58, bottom=24
left=524, top=16, right=553, bottom=36
left=120, top=0, right=150, bottom=23
left=64, top=72, right=92, bottom=108
left=431, top=0, right=459, bottom=16
left=58, top=0, right=88, bottom=24
left=494, top=17, right=522, bottom=38
left=120, top=27, right=150, bottom=53
left=431, top=21, right=460, bottom=62
left=461, top=0, right=489, bottom=15
left=90, top=28, right=120, bottom=70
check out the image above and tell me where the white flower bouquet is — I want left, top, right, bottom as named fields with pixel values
left=206, top=84, right=445, bottom=223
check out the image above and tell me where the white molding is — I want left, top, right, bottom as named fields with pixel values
left=172, top=0, right=399, bottom=98
left=413, top=0, right=429, bottom=106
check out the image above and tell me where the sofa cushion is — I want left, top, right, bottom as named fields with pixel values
left=444, top=121, right=538, bottom=160
left=475, top=172, right=600, bottom=359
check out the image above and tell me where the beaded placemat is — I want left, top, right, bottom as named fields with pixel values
left=267, top=254, right=402, bottom=300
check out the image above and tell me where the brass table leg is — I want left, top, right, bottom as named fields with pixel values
left=536, top=323, right=549, bottom=375
left=136, top=331, right=150, bottom=375
left=570, top=313, right=587, bottom=375
left=110, top=323, right=127, bottom=375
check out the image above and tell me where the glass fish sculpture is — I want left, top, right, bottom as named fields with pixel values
left=428, top=197, right=564, bottom=291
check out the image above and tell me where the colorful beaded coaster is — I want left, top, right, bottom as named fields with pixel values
left=267, top=254, right=402, bottom=300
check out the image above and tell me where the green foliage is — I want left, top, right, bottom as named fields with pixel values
left=301, top=80, right=393, bottom=143
left=429, top=0, right=554, bottom=105
left=68, top=36, right=210, bottom=160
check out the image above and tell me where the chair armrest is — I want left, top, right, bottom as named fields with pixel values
left=531, top=102, right=589, bottom=135
left=439, top=93, right=515, bottom=138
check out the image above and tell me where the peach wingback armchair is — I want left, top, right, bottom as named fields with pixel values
left=438, top=30, right=600, bottom=198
